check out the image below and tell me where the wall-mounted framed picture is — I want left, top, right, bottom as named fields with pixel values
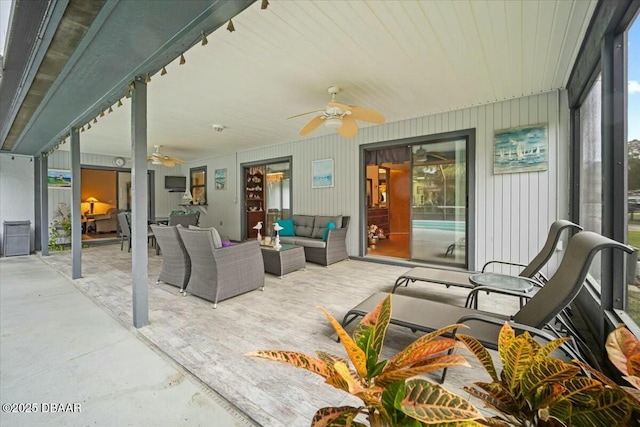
left=493, top=123, right=548, bottom=174
left=312, top=158, right=334, bottom=188
left=47, top=169, right=72, bottom=188
left=214, top=168, right=227, bottom=190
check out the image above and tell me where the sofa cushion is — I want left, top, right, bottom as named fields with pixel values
left=276, top=219, right=295, bottom=236
left=188, top=225, right=223, bottom=249
left=311, top=215, right=343, bottom=239
left=280, top=236, right=326, bottom=249
left=292, top=215, right=315, bottom=237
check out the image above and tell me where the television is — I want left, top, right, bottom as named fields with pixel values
left=165, top=175, right=186, bottom=192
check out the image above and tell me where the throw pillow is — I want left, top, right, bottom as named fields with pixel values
left=323, top=221, right=336, bottom=241
left=276, top=219, right=295, bottom=236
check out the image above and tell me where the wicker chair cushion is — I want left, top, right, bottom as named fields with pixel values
left=292, top=215, right=314, bottom=237
left=311, top=215, right=343, bottom=239
left=188, top=225, right=223, bottom=249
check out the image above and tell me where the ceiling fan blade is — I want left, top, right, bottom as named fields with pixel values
left=287, top=110, right=324, bottom=120
left=162, top=159, right=176, bottom=167
left=299, top=116, right=324, bottom=136
left=347, top=106, right=385, bottom=124
left=337, top=116, right=358, bottom=138
left=166, top=155, right=185, bottom=165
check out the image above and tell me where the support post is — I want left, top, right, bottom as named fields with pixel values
left=39, top=155, right=49, bottom=256
left=70, top=128, right=82, bottom=279
left=131, top=79, right=149, bottom=328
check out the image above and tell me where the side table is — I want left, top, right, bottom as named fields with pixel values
left=260, top=244, right=306, bottom=278
left=466, top=272, right=536, bottom=309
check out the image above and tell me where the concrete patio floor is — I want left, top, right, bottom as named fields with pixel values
left=0, top=255, right=256, bottom=427
left=26, top=243, right=525, bottom=426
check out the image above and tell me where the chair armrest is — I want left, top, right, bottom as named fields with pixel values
left=481, top=260, right=528, bottom=272
left=325, top=227, right=348, bottom=245
left=453, top=313, right=584, bottom=362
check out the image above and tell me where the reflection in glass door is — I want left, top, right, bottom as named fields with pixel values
left=411, top=140, right=467, bottom=265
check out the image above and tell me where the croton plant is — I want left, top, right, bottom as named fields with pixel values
left=246, top=295, right=640, bottom=426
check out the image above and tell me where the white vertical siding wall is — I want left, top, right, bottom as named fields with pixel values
left=188, top=90, right=569, bottom=276
left=0, top=154, right=35, bottom=255
left=45, top=151, right=183, bottom=225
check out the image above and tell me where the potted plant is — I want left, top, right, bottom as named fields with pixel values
left=458, top=323, right=637, bottom=426
left=246, top=294, right=485, bottom=426
left=49, top=202, right=71, bottom=250
left=606, top=324, right=640, bottom=405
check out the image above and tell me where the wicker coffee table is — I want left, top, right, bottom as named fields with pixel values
left=260, top=243, right=306, bottom=278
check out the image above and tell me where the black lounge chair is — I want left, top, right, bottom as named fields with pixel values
left=391, top=219, right=583, bottom=294
left=342, top=231, right=634, bottom=381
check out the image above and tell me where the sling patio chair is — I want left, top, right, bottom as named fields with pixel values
left=150, top=224, right=191, bottom=295
left=341, top=231, right=634, bottom=381
left=391, top=219, right=583, bottom=295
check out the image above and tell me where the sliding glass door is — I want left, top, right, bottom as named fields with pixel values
left=411, top=139, right=467, bottom=265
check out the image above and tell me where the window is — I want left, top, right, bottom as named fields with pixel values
left=190, top=166, right=206, bottom=205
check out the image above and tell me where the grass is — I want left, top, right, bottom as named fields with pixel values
left=627, top=228, right=640, bottom=324
left=629, top=230, right=640, bottom=254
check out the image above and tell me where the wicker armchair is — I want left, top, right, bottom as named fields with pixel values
left=177, top=227, right=265, bottom=308
left=150, top=225, right=190, bottom=293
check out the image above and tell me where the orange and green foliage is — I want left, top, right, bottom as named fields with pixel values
left=246, top=294, right=484, bottom=426
left=606, top=324, right=640, bottom=404
left=459, top=323, right=637, bottom=426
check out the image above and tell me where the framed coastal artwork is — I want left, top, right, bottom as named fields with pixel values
left=214, top=168, right=227, bottom=190
left=312, top=158, right=334, bottom=188
left=47, top=169, right=72, bottom=188
left=493, top=124, right=548, bottom=174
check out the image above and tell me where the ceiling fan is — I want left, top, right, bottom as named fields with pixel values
left=147, top=145, right=185, bottom=167
left=288, top=86, right=385, bottom=138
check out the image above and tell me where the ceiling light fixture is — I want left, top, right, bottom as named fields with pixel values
left=117, top=99, right=123, bottom=107
left=226, top=19, right=235, bottom=32
left=108, top=106, right=113, bottom=113
left=87, top=123, right=92, bottom=130
left=100, top=110, right=105, bottom=117
left=261, top=0, right=269, bottom=9
left=324, top=117, right=343, bottom=129
left=160, top=66, right=167, bottom=76
left=201, top=31, right=208, bottom=46
left=179, top=54, right=186, bottom=65
left=93, top=117, right=97, bottom=124
left=145, top=73, right=151, bottom=83
left=212, top=124, right=225, bottom=132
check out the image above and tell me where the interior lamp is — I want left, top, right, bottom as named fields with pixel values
left=86, top=197, right=99, bottom=214
left=324, top=117, right=343, bottom=129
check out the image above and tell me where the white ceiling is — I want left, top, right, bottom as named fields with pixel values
left=71, top=0, right=596, bottom=162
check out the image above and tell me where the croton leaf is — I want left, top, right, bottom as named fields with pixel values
left=574, top=360, right=619, bottom=389
left=457, top=333, right=499, bottom=382
left=621, top=383, right=640, bottom=403
left=376, top=354, right=469, bottom=387
left=245, top=350, right=331, bottom=378
left=353, top=294, right=391, bottom=371
left=464, top=383, right=520, bottom=417
left=538, top=398, right=571, bottom=424
left=519, top=357, right=579, bottom=397
left=497, top=322, right=516, bottom=363
left=605, top=325, right=640, bottom=376
left=318, top=306, right=368, bottom=378
left=534, top=336, right=571, bottom=360
left=401, top=378, right=483, bottom=423
left=333, top=361, right=383, bottom=406
left=552, top=376, right=602, bottom=407
left=310, top=406, right=363, bottom=427
left=500, top=335, right=536, bottom=394
left=628, top=352, right=640, bottom=377
left=532, top=383, right=566, bottom=413
left=474, top=417, right=512, bottom=427
left=385, top=324, right=466, bottom=371
left=559, top=387, right=633, bottom=425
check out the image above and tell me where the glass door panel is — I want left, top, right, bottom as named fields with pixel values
left=265, top=162, right=291, bottom=233
left=411, top=140, right=467, bottom=265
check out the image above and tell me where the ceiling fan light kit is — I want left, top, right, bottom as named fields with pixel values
left=147, top=145, right=185, bottom=167
left=289, top=86, right=385, bottom=138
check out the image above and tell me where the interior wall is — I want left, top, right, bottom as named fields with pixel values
left=81, top=169, right=117, bottom=214
left=0, top=154, right=35, bottom=255
left=188, top=90, right=569, bottom=276
left=45, top=150, right=182, bottom=224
